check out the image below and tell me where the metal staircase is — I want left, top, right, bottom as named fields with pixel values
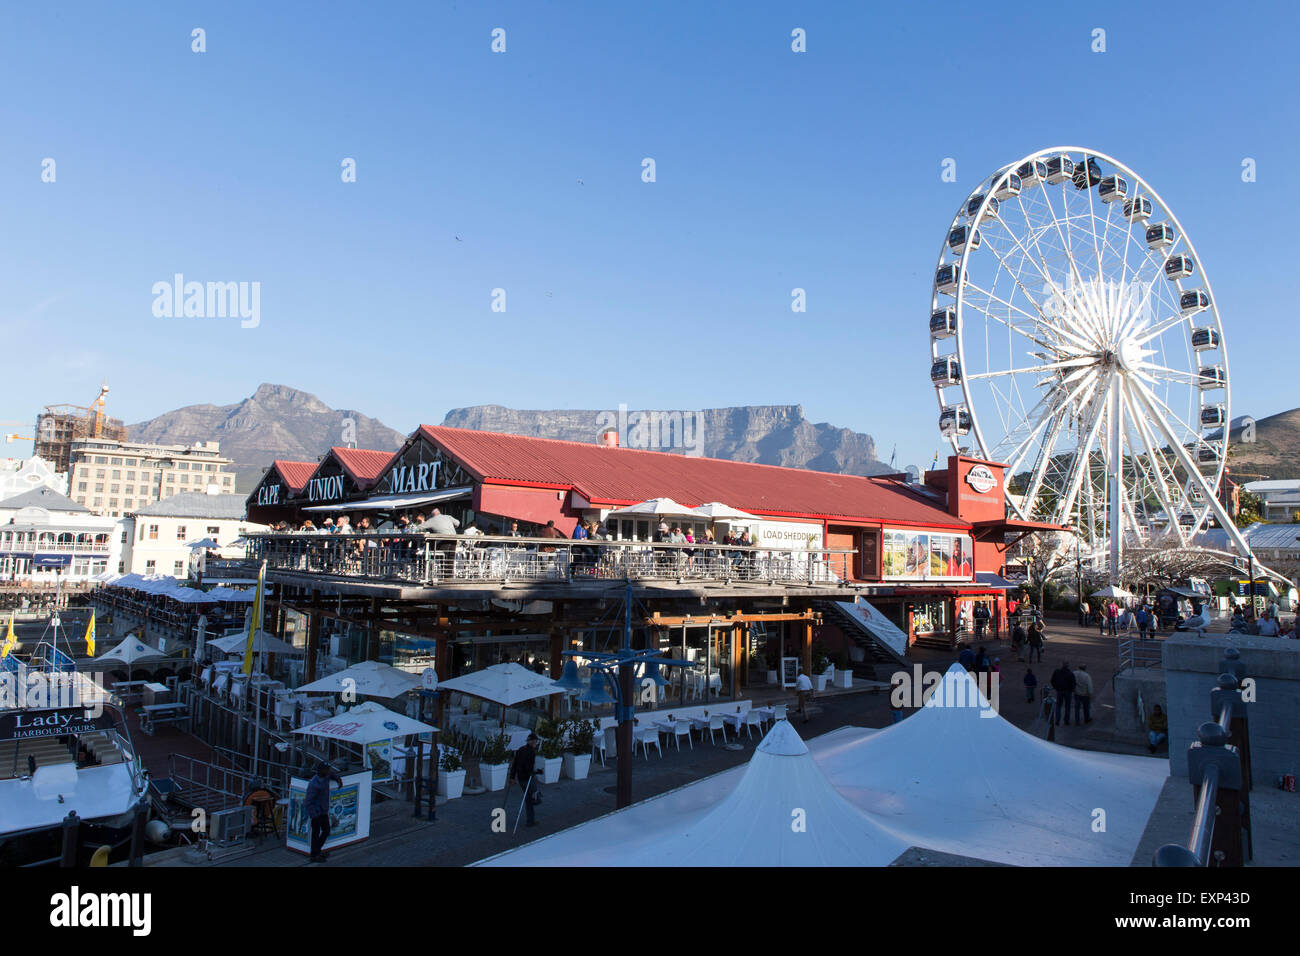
left=816, top=601, right=908, bottom=678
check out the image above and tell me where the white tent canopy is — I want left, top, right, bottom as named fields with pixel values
left=437, top=662, right=564, bottom=707
left=477, top=665, right=1166, bottom=868
left=605, top=497, right=701, bottom=520
left=293, top=700, right=437, bottom=744
left=478, top=720, right=906, bottom=867
left=1091, top=585, right=1134, bottom=599
left=296, top=660, right=421, bottom=700
left=689, top=502, right=759, bottom=522
left=208, top=629, right=304, bottom=656
left=813, top=665, right=1166, bottom=866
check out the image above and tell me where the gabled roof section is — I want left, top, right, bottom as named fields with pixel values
left=417, top=426, right=968, bottom=528
left=270, top=460, right=318, bottom=494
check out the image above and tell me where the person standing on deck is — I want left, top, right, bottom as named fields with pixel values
left=306, top=762, right=343, bottom=863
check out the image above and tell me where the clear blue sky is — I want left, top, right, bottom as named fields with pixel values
left=2, top=0, right=1296, bottom=473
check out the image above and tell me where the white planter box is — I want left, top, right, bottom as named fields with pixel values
left=813, top=674, right=830, bottom=692
left=437, top=769, right=465, bottom=800
left=766, top=670, right=779, bottom=685
left=833, top=670, right=852, bottom=689
left=562, top=753, right=591, bottom=780
left=538, top=756, right=562, bottom=784
left=480, top=762, right=510, bottom=792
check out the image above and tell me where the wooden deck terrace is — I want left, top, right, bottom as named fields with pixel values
left=247, top=532, right=865, bottom=602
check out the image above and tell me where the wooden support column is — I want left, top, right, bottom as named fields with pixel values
left=306, top=590, right=321, bottom=683
left=801, top=616, right=813, bottom=676
left=366, top=598, right=381, bottom=661
left=739, top=624, right=750, bottom=689
left=729, top=624, right=741, bottom=698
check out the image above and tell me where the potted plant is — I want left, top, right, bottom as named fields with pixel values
left=811, top=646, right=831, bottom=691
left=479, top=732, right=511, bottom=791
left=437, top=746, right=466, bottom=799
left=536, top=719, right=564, bottom=784
left=561, top=717, right=594, bottom=780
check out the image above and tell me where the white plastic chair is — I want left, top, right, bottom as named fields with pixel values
left=670, top=721, right=693, bottom=751
left=591, top=731, right=607, bottom=766
left=741, top=710, right=765, bottom=739
left=635, top=727, right=662, bottom=759
left=772, top=703, right=787, bottom=723
left=705, top=714, right=728, bottom=746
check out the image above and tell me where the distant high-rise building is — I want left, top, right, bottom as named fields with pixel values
left=66, top=437, right=236, bottom=518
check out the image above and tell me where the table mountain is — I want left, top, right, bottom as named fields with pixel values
left=439, top=404, right=892, bottom=476
left=128, top=384, right=406, bottom=492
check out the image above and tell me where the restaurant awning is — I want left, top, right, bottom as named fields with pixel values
left=974, top=572, right=1021, bottom=590
left=302, top=486, right=473, bottom=512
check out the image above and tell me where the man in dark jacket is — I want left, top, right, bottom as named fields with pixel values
left=510, top=733, right=541, bottom=827
left=305, top=761, right=343, bottom=862
left=1050, top=662, right=1077, bottom=726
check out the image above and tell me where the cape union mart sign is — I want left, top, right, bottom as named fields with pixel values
left=386, top=459, right=442, bottom=495
left=256, top=482, right=283, bottom=507
left=306, top=474, right=346, bottom=503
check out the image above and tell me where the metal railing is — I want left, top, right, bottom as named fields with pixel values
left=1118, top=634, right=1164, bottom=671
left=245, top=532, right=855, bottom=588
left=1153, top=648, right=1252, bottom=867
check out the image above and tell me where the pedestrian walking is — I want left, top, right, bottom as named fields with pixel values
left=1026, top=620, right=1045, bottom=663
left=1136, top=605, right=1149, bottom=640
left=1011, top=620, right=1027, bottom=661
left=1050, top=662, right=1076, bottom=725
left=1072, top=663, right=1093, bottom=723
left=1107, top=600, right=1119, bottom=636
left=958, top=645, right=975, bottom=670
left=509, top=732, right=542, bottom=827
left=1078, top=599, right=1089, bottom=628
left=305, top=761, right=343, bottom=863
left=796, top=668, right=813, bottom=723
left=1023, top=667, right=1038, bottom=703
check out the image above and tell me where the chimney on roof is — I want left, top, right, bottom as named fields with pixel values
left=599, top=428, right=619, bottom=448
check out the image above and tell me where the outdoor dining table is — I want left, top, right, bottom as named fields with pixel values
left=720, top=707, right=774, bottom=731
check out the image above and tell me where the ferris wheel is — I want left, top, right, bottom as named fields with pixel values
left=928, top=147, right=1250, bottom=577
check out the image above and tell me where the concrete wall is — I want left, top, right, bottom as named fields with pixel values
left=1163, top=634, right=1300, bottom=782
left=1113, top=667, right=1166, bottom=735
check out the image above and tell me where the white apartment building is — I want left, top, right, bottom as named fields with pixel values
left=1242, top=480, right=1300, bottom=523
left=0, top=486, right=126, bottom=583
left=121, top=489, right=265, bottom=578
left=67, top=437, right=236, bottom=518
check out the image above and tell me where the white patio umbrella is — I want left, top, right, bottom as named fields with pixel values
left=690, top=502, right=759, bottom=522
left=296, top=660, right=422, bottom=700
left=208, top=629, right=304, bottom=656
left=437, top=662, right=565, bottom=708
left=1091, top=585, right=1134, bottom=600
left=293, top=700, right=438, bottom=745
left=606, top=497, right=701, bottom=520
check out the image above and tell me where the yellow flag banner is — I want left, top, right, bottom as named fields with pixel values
left=85, top=612, right=96, bottom=657
left=1, top=611, right=15, bottom=659
left=241, top=561, right=266, bottom=676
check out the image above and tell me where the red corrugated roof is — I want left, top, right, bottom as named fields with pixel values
left=331, top=447, right=398, bottom=487
left=271, top=460, right=318, bottom=494
left=418, top=426, right=967, bottom=529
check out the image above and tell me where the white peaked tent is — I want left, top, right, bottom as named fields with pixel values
left=814, top=664, right=1167, bottom=867
left=476, top=720, right=907, bottom=867
left=296, top=660, right=421, bottom=700
left=93, top=636, right=168, bottom=668
left=690, top=502, right=758, bottom=522
left=1091, top=585, right=1134, bottom=600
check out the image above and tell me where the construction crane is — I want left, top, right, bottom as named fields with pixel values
left=0, top=422, right=32, bottom=445
left=90, top=382, right=110, bottom=438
